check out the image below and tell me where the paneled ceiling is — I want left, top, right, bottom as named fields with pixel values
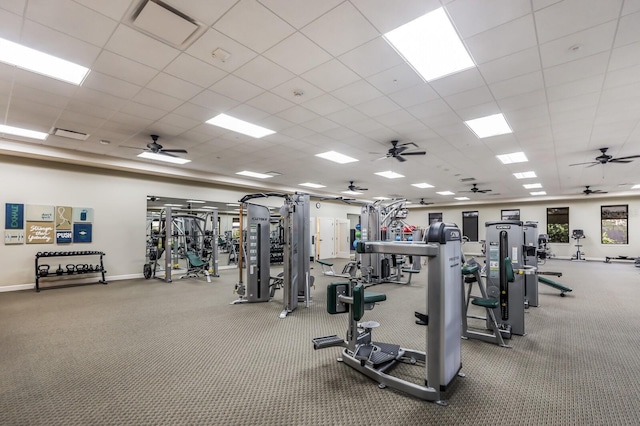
left=1, top=0, right=640, bottom=205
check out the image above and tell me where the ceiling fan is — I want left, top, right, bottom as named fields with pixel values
left=347, top=181, right=368, bottom=192
left=418, top=198, right=433, bottom=205
left=583, top=186, right=608, bottom=195
left=381, top=140, right=426, bottom=162
left=124, top=135, right=188, bottom=157
left=461, top=184, right=493, bottom=194
left=569, top=147, right=640, bottom=167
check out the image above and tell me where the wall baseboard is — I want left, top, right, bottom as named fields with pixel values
left=0, top=273, right=145, bottom=292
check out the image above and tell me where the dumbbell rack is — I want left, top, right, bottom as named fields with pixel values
left=34, top=251, right=107, bottom=292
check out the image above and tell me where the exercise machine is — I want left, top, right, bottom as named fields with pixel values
left=312, top=222, right=464, bottom=405
left=522, top=221, right=539, bottom=307
left=571, top=229, right=586, bottom=261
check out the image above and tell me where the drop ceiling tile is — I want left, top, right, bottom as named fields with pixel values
left=92, top=50, right=159, bottom=87
left=263, top=32, right=332, bottom=75
left=279, top=125, right=317, bottom=139
left=0, top=0, right=25, bottom=15
left=301, top=117, right=341, bottom=133
left=74, top=87, right=129, bottom=112
left=258, top=0, right=342, bottom=29
left=277, top=105, right=319, bottom=124
left=608, top=42, right=640, bottom=71
left=155, top=113, right=201, bottom=131
left=535, top=0, right=623, bottom=44
left=300, top=94, right=348, bottom=116
left=603, top=65, right=640, bottom=89
left=210, top=75, right=264, bottom=103
left=11, top=69, right=79, bottom=98
left=301, top=2, right=379, bottom=57
left=464, top=15, right=537, bottom=64
left=213, top=0, right=295, bottom=53
left=371, top=109, right=415, bottom=127
left=146, top=73, right=203, bottom=101
left=444, top=86, right=494, bottom=111
left=64, top=98, right=117, bottom=120
left=26, top=0, right=117, bottom=47
left=388, top=84, right=440, bottom=108
left=455, top=102, right=502, bottom=121
left=190, top=90, right=240, bottom=112
left=247, top=92, right=295, bottom=114
left=351, top=0, right=439, bottom=33
left=255, top=115, right=295, bottom=132
left=55, top=113, right=102, bottom=131
left=105, top=25, right=180, bottom=70
left=0, top=7, right=22, bottom=40
left=429, top=68, right=485, bottom=97
left=301, top=60, right=361, bottom=92
left=226, top=104, right=271, bottom=123
left=366, top=63, right=425, bottom=95
left=165, top=54, right=228, bottom=88
left=497, top=89, right=547, bottom=112
left=11, top=84, right=71, bottom=109
left=489, top=71, right=544, bottom=99
left=163, top=0, right=237, bottom=26
left=326, top=108, right=369, bottom=126
left=622, top=0, right=640, bottom=15
left=447, top=0, right=531, bottom=38
left=332, top=80, right=382, bottom=105
left=186, top=28, right=258, bottom=72
left=615, top=10, right=640, bottom=48
left=271, top=77, right=324, bottom=104
left=543, top=52, right=609, bottom=87
left=107, top=112, right=154, bottom=129
left=119, top=101, right=168, bottom=121
left=540, top=21, right=617, bottom=69
left=235, top=56, right=295, bottom=90
left=546, top=75, right=604, bottom=102
left=600, top=81, right=640, bottom=103
left=146, top=122, right=187, bottom=137
left=338, top=37, right=405, bottom=78
left=20, top=19, right=101, bottom=67
left=173, top=102, right=215, bottom=122
left=478, top=47, right=542, bottom=84
left=407, top=98, right=454, bottom=120
left=354, top=96, right=401, bottom=117
left=73, top=0, right=130, bottom=20
left=133, top=88, right=184, bottom=111
left=82, top=71, right=142, bottom=99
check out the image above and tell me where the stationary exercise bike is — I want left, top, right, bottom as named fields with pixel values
left=571, top=229, right=586, bottom=261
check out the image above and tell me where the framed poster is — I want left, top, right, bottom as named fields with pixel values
left=26, top=222, right=54, bottom=244
left=5, top=203, right=24, bottom=229
left=73, top=223, right=93, bottom=243
left=55, top=206, right=73, bottom=230
left=26, top=205, right=55, bottom=222
left=429, top=212, right=443, bottom=225
left=501, top=209, right=520, bottom=221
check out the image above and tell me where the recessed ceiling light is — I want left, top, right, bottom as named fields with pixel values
left=226, top=203, right=240, bottom=207
left=299, top=182, right=326, bottom=189
left=138, top=151, right=191, bottom=164
left=206, top=113, right=275, bottom=138
left=513, top=171, right=537, bottom=179
left=412, top=182, right=434, bottom=189
left=632, top=184, right=640, bottom=189
left=202, top=206, right=218, bottom=209
left=186, top=200, right=206, bottom=203
left=315, top=151, right=359, bottom=164
left=0, top=37, right=90, bottom=85
left=523, top=183, right=542, bottom=189
left=497, top=152, right=528, bottom=164
left=375, top=171, right=405, bottom=179
left=436, top=191, right=455, bottom=196
left=373, top=196, right=390, bottom=200
left=455, top=197, right=470, bottom=201
left=383, top=8, right=474, bottom=82
left=342, top=190, right=363, bottom=195
left=0, top=124, right=48, bottom=140
left=464, top=113, right=512, bottom=138
left=164, top=203, right=183, bottom=207
left=236, top=170, right=273, bottom=179
left=530, top=191, right=546, bottom=196
left=405, top=201, right=412, bottom=205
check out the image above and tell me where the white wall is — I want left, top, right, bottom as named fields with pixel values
left=0, top=156, right=359, bottom=288
left=407, top=198, right=640, bottom=260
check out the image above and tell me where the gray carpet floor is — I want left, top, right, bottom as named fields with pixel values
left=1, top=258, right=640, bottom=425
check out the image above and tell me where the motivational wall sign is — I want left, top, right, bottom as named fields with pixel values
left=5, top=203, right=24, bottom=229
left=26, top=222, right=54, bottom=244
left=5, top=230, right=25, bottom=245
left=26, top=205, right=55, bottom=222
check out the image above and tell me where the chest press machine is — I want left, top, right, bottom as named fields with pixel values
left=312, top=222, right=464, bottom=406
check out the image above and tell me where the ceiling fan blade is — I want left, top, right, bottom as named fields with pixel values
left=569, top=161, right=598, bottom=166
left=161, top=149, right=188, bottom=153
left=401, top=151, right=426, bottom=156
left=394, top=146, right=408, bottom=155
left=395, top=155, right=407, bottom=162
left=612, top=154, right=640, bottom=160
left=157, top=152, right=178, bottom=158
left=359, top=188, right=368, bottom=191
left=478, top=189, right=492, bottom=193
left=609, top=159, right=633, bottom=163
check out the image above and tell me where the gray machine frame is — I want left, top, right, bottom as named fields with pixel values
left=523, top=221, right=539, bottom=307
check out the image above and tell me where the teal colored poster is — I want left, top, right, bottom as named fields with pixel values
left=5, top=203, right=24, bottom=229
left=73, top=223, right=92, bottom=243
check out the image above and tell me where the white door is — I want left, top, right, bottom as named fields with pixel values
left=336, top=219, right=350, bottom=258
left=317, top=217, right=335, bottom=259
left=309, top=217, right=316, bottom=260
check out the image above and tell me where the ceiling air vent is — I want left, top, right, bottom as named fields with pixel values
left=459, top=177, right=476, bottom=182
left=129, top=0, right=204, bottom=49
left=53, top=128, right=89, bottom=141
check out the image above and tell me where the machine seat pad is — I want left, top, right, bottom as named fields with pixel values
left=317, top=259, right=333, bottom=266
left=472, top=298, right=499, bottom=309
left=364, top=291, right=387, bottom=304
left=401, top=269, right=420, bottom=274
left=186, top=251, right=206, bottom=267
left=462, top=264, right=479, bottom=275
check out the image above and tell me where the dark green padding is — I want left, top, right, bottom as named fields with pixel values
left=317, top=259, right=333, bottom=266
left=472, top=298, right=499, bottom=309
left=186, top=251, right=206, bottom=267
left=363, top=291, right=387, bottom=304
left=401, top=269, right=420, bottom=274
left=504, top=257, right=515, bottom=282
left=462, top=264, right=479, bottom=275
left=352, top=284, right=365, bottom=321
left=538, top=276, right=572, bottom=292
left=326, top=282, right=349, bottom=314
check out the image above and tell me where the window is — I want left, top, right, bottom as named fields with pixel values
left=501, top=209, right=520, bottom=220
left=462, top=211, right=479, bottom=242
left=429, top=212, right=442, bottom=225
left=601, top=205, right=628, bottom=244
left=547, top=207, right=569, bottom=243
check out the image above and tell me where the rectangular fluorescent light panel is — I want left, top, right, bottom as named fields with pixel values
left=513, top=171, right=537, bottom=179
left=437, top=191, right=455, bottom=196
left=202, top=206, right=218, bottom=209
left=186, top=200, right=205, bottom=203
left=138, top=151, right=191, bottom=164
left=497, top=152, right=528, bottom=164
left=523, top=183, right=542, bottom=189
left=375, top=171, right=404, bottom=179
left=206, top=114, right=275, bottom=138
left=383, top=8, right=474, bottom=82
left=455, top=197, right=470, bottom=201
left=226, top=203, right=240, bottom=207
left=342, top=190, right=363, bottom=195
left=236, top=170, right=273, bottom=179
left=373, top=196, right=390, bottom=200
left=315, top=151, right=358, bottom=164
left=0, top=37, right=90, bottom=85
left=412, top=182, right=434, bottom=189
left=164, top=204, right=183, bottom=207
left=632, top=184, right=640, bottom=189
left=464, top=113, right=512, bottom=138
left=299, top=182, right=326, bottom=189
left=0, top=124, right=48, bottom=140
left=530, top=191, right=546, bottom=196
